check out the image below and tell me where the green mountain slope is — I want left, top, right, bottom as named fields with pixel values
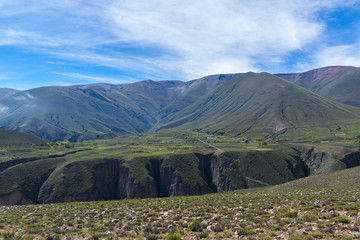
left=0, top=75, right=238, bottom=141
left=0, top=69, right=360, bottom=142
left=0, top=128, right=46, bottom=146
left=158, top=74, right=239, bottom=118
left=0, top=86, right=159, bottom=141
left=157, top=72, right=360, bottom=140
left=277, top=66, right=360, bottom=107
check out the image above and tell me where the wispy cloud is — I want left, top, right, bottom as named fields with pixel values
left=52, top=72, right=133, bottom=84
left=12, top=92, right=37, bottom=101
left=0, top=0, right=358, bottom=82
left=0, top=104, right=9, bottom=113
left=313, top=43, right=360, bottom=68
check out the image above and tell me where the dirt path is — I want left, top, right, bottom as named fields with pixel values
left=198, top=139, right=224, bottom=153
left=244, top=176, right=272, bottom=186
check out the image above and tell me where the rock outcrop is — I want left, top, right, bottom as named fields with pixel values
left=0, top=150, right=312, bottom=205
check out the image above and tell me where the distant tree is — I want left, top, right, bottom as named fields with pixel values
left=63, top=141, right=71, bottom=148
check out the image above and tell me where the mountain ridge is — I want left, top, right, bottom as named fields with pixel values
left=0, top=67, right=360, bottom=142
left=156, top=72, right=360, bottom=140
left=276, top=65, right=360, bottom=107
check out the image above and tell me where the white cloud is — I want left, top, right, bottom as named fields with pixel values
left=0, top=29, right=70, bottom=46
left=0, top=104, right=8, bottom=113
left=106, top=0, right=326, bottom=77
left=313, top=43, right=360, bottom=68
left=0, top=0, right=358, bottom=79
left=52, top=72, right=133, bottom=84
left=25, top=92, right=37, bottom=99
left=12, top=96, right=26, bottom=101
left=12, top=92, right=37, bottom=101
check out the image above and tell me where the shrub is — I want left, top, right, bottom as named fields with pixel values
left=333, top=216, right=351, bottom=224
left=1, top=231, right=15, bottom=238
left=197, top=232, right=208, bottom=239
left=146, top=235, right=159, bottom=240
left=211, top=224, right=224, bottom=232
left=303, top=213, right=318, bottom=222
left=189, top=219, right=202, bottom=232
left=238, top=227, right=256, bottom=235
left=166, top=232, right=181, bottom=240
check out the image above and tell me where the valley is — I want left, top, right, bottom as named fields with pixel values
left=0, top=131, right=359, bottom=206
left=0, top=66, right=360, bottom=239
left=1, top=66, right=360, bottom=206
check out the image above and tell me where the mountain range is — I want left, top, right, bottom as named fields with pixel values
left=1, top=66, right=360, bottom=205
left=276, top=66, right=360, bottom=107
left=0, top=66, right=359, bottom=142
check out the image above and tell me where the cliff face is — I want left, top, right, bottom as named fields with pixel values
left=341, top=152, right=360, bottom=168
left=294, top=147, right=349, bottom=174
left=0, top=150, right=317, bottom=205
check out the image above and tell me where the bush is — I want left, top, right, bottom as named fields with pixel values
left=333, top=216, right=351, bottom=223
left=211, top=224, right=224, bottom=232
left=189, top=219, right=202, bottom=232
left=303, top=213, right=318, bottom=222
left=146, top=235, right=159, bottom=240
left=166, top=232, right=181, bottom=240
left=197, top=232, right=208, bottom=239
left=284, top=210, right=298, bottom=218
left=1, top=231, right=15, bottom=238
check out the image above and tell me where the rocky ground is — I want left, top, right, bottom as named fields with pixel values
left=0, top=187, right=360, bottom=239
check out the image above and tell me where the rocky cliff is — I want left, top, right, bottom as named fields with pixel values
left=0, top=150, right=308, bottom=205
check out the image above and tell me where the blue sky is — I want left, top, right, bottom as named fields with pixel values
left=0, top=0, right=360, bottom=89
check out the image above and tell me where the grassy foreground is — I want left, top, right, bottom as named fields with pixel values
left=0, top=186, right=360, bottom=240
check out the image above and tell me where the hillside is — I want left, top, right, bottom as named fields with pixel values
left=0, top=74, right=238, bottom=141
left=157, top=72, right=360, bottom=141
left=277, top=66, right=360, bottom=107
left=0, top=88, right=19, bottom=100
left=0, top=128, right=46, bottom=146
left=269, top=165, right=360, bottom=191
left=0, top=86, right=160, bottom=141
left=0, top=68, right=360, bottom=142
left=158, top=74, right=239, bottom=118
left=0, top=146, right=302, bottom=204
left=0, top=175, right=359, bottom=239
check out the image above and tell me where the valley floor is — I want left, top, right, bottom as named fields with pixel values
left=1, top=187, right=360, bottom=239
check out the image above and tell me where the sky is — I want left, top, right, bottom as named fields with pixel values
left=0, top=0, right=360, bottom=89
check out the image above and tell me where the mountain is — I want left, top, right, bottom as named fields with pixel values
left=0, top=88, right=19, bottom=100
left=158, top=74, right=239, bottom=118
left=157, top=72, right=360, bottom=139
left=0, top=86, right=163, bottom=141
left=277, top=66, right=360, bottom=107
left=0, top=74, right=239, bottom=141
left=0, top=68, right=360, bottom=142
left=0, top=128, right=46, bottom=146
